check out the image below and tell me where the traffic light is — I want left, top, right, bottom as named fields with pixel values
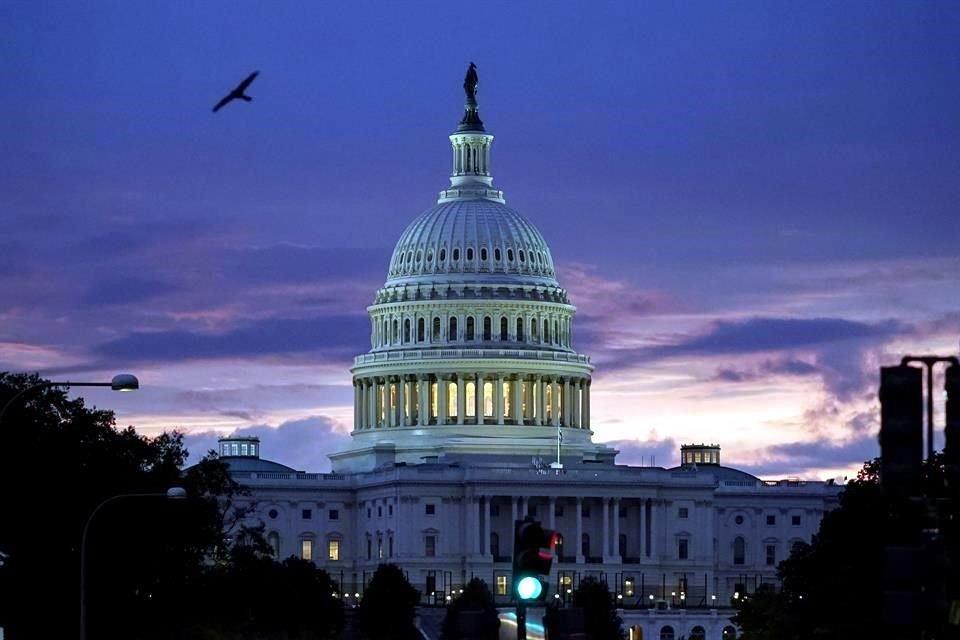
left=512, top=518, right=557, bottom=602
left=879, top=365, right=923, bottom=497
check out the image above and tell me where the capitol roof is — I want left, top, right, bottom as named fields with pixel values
left=386, top=198, right=559, bottom=287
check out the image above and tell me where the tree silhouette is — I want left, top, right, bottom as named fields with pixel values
left=359, top=563, right=421, bottom=639
left=566, top=577, right=623, bottom=640
left=441, top=577, right=500, bottom=640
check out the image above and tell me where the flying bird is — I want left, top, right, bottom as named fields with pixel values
left=212, top=71, right=259, bottom=113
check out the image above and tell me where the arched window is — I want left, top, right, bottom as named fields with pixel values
left=660, top=626, right=675, bottom=640
left=449, top=317, right=458, bottom=341
left=531, top=318, right=538, bottom=341
left=483, top=316, right=492, bottom=340
left=690, top=627, right=706, bottom=640
left=404, top=319, right=411, bottom=343
left=734, top=536, right=746, bottom=565
left=393, top=319, right=399, bottom=343
left=507, top=248, right=514, bottom=262
left=544, top=320, right=550, bottom=343
left=432, top=317, right=441, bottom=341
left=500, top=317, right=508, bottom=340
left=481, top=247, right=488, bottom=261
left=267, top=531, right=280, bottom=558
left=495, top=248, right=502, bottom=262
left=453, top=248, right=460, bottom=261
left=519, top=249, right=526, bottom=263
left=466, top=247, right=474, bottom=261
left=439, top=248, right=446, bottom=262
left=516, top=317, right=524, bottom=341
left=554, top=320, right=559, bottom=344
left=581, top=533, right=590, bottom=558
left=466, top=317, right=475, bottom=340
left=490, top=532, right=500, bottom=558
left=417, top=318, right=425, bottom=342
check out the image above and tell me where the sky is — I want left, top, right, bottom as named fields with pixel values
left=2, top=1, right=958, bottom=480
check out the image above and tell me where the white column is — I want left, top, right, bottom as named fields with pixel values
left=494, top=375, right=504, bottom=424
left=563, top=377, right=572, bottom=427
left=373, top=378, right=381, bottom=427
left=602, top=497, right=610, bottom=560
left=456, top=374, right=466, bottom=425
left=466, top=496, right=477, bottom=559
left=438, top=375, right=449, bottom=425
left=649, top=500, right=657, bottom=558
left=584, top=380, right=591, bottom=429
left=613, top=498, right=621, bottom=560
left=419, top=375, right=430, bottom=425
left=551, top=379, right=561, bottom=427
left=549, top=497, right=556, bottom=530
left=398, top=376, right=407, bottom=427
left=353, top=381, right=361, bottom=431
left=639, top=498, right=646, bottom=560
left=513, top=375, right=523, bottom=424
left=511, top=496, right=518, bottom=524
left=576, top=498, right=584, bottom=563
left=476, top=373, right=485, bottom=424
left=535, top=376, right=544, bottom=426
left=386, top=379, right=395, bottom=427
left=572, top=379, right=581, bottom=428
left=483, top=497, right=492, bottom=558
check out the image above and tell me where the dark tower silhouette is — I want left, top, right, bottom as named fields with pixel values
left=945, top=364, right=960, bottom=484
left=879, top=365, right=923, bottom=497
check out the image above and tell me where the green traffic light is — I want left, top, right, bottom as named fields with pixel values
left=517, top=576, right=543, bottom=600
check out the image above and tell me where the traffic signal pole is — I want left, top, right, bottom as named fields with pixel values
left=516, top=601, right=527, bottom=640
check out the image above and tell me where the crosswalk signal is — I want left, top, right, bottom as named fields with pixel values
left=512, top=517, right=557, bottom=603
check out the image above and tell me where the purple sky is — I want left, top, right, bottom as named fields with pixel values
left=3, top=1, right=958, bottom=478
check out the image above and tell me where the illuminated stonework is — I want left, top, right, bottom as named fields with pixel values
left=335, top=82, right=606, bottom=471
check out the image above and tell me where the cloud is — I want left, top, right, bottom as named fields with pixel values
left=733, top=434, right=879, bottom=479
left=647, top=317, right=905, bottom=358
left=711, top=357, right=820, bottom=382
left=93, top=315, right=367, bottom=364
left=603, top=437, right=679, bottom=468
left=184, top=415, right=351, bottom=472
left=82, top=276, right=180, bottom=305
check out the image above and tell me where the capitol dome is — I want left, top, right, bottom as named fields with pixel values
left=386, top=199, right=558, bottom=286
left=332, top=66, right=610, bottom=472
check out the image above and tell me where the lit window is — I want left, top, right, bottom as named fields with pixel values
left=425, top=535, right=436, bottom=557
left=231, top=443, right=239, bottom=456
left=483, top=382, right=494, bottom=417
left=301, top=539, right=313, bottom=561
left=241, top=443, right=248, bottom=456
left=448, top=382, right=457, bottom=418
left=430, top=381, right=438, bottom=418
left=496, top=575, right=508, bottom=595
left=377, top=536, right=383, bottom=559
left=503, top=381, right=512, bottom=418
left=465, top=382, right=476, bottom=417
left=328, top=539, right=341, bottom=561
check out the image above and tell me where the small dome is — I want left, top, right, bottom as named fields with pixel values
left=386, top=198, right=558, bottom=287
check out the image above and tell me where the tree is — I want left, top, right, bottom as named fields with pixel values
left=359, top=563, right=421, bottom=640
left=0, top=373, right=292, bottom=639
left=734, top=455, right=958, bottom=640
left=441, top=577, right=500, bottom=640
left=567, top=577, right=623, bottom=640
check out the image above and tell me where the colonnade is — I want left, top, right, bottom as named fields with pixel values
left=451, top=137, right=491, bottom=176
left=466, top=496, right=658, bottom=563
left=353, top=373, right=591, bottom=431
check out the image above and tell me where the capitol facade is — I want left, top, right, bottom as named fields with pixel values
left=224, top=71, right=841, bottom=640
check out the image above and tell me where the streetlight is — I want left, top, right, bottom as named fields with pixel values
left=0, top=373, right=140, bottom=422
left=80, top=487, right=185, bottom=640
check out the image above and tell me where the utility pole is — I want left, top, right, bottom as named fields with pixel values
left=901, top=355, right=960, bottom=461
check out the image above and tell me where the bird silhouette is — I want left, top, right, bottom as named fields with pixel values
left=212, top=71, right=259, bottom=113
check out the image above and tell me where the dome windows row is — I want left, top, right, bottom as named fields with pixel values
left=389, top=243, right=553, bottom=278
left=371, top=310, right=573, bottom=350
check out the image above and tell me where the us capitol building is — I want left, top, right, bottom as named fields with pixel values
left=221, top=69, right=841, bottom=640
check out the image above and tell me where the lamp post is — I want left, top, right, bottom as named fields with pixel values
left=0, top=373, right=139, bottom=423
left=80, top=487, right=185, bottom=640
